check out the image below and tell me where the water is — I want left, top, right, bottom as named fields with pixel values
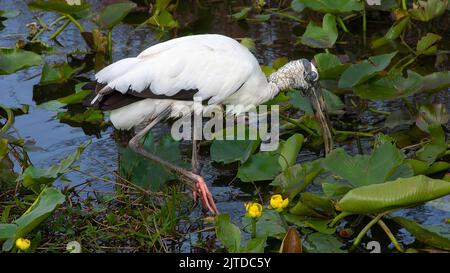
left=1, top=0, right=449, bottom=252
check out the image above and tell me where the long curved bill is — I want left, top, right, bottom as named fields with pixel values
left=307, top=82, right=333, bottom=154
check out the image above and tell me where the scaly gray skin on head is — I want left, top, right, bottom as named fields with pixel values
left=268, top=59, right=333, bottom=154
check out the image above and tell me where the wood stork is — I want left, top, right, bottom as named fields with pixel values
left=86, top=34, right=333, bottom=215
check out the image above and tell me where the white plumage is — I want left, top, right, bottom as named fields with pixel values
left=94, top=34, right=278, bottom=130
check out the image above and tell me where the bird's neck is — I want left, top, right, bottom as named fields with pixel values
left=267, top=63, right=297, bottom=95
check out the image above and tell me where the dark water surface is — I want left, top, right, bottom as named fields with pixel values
left=1, top=0, right=449, bottom=252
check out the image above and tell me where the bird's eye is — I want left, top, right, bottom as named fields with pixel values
left=305, top=71, right=318, bottom=83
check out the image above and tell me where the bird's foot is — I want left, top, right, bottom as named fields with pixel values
left=192, top=175, right=219, bottom=215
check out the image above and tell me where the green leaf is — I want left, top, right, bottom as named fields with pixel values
left=96, top=2, right=136, bottom=29
left=408, top=0, right=448, bottom=22
left=240, top=38, right=255, bottom=50
left=289, top=92, right=313, bottom=114
left=416, top=104, right=449, bottom=133
left=237, top=152, right=282, bottom=182
left=0, top=9, right=20, bottom=19
left=337, top=175, right=450, bottom=214
left=20, top=142, right=89, bottom=187
left=416, top=125, right=446, bottom=164
left=322, top=181, right=352, bottom=198
left=300, top=14, right=338, bottom=48
left=289, top=192, right=335, bottom=218
left=419, top=71, right=450, bottom=93
left=323, top=89, right=344, bottom=113
left=284, top=214, right=335, bottom=234
left=353, top=70, right=423, bottom=100
left=119, top=133, right=189, bottom=190
left=296, top=0, right=363, bottom=13
left=40, top=63, right=78, bottom=85
left=278, top=133, right=304, bottom=170
left=231, top=7, right=252, bottom=21
left=407, top=159, right=450, bottom=175
left=28, top=0, right=90, bottom=15
left=323, top=142, right=405, bottom=187
left=243, top=237, right=267, bottom=253
left=371, top=16, right=410, bottom=49
left=147, top=10, right=179, bottom=29
left=392, top=216, right=450, bottom=250
left=272, top=57, right=289, bottom=70
left=338, top=52, right=397, bottom=88
left=416, top=33, right=442, bottom=55
left=242, top=210, right=286, bottom=239
left=291, top=0, right=305, bottom=12
left=0, top=138, right=7, bottom=161
left=0, top=48, right=42, bottom=75
left=57, top=109, right=104, bottom=124
left=210, top=140, right=259, bottom=164
left=314, top=53, right=350, bottom=80
left=1, top=187, right=65, bottom=251
left=0, top=224, right=17, bottom=240
left=303, top=232, right=346, bottom=253
left=216, top=214, right=241, bottom=253
left=15, top=187, right=65, bottom=237
left=271, top=159, right=323, bottom=199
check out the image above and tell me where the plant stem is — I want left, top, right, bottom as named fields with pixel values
left=337, top=16, right=350, bottom=33
left=0, top=105, right=14, bottom=133
left=279, top=114, right=316, bottom=136
left=350, top=213, right=384, bottom=252
left=64, top=14, right=85, bottom=32
left=402, top=97, right=416, bottom=115
left=49, top=19, right=70, bottom=40
left=368, top=107, right=391, bottom=116
left=279, top=213, right=289, bottom=232
left=333, top=129, right=373, bottom=137
left=330, top=211, right=353, bottom=227
left=251, top=218, right=257, bottom=239
left=377, top=219, right=404, bottom=252
left=362, top=3, right=367, bottom=48
left=402, top=0, right=407, bottom=10
left=108, top=30, right=113, bottom=62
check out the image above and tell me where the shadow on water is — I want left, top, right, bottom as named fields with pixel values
left=1, top=0, right=449, bottom=252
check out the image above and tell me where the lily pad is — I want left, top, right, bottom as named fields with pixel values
left=314, top=53, right=350, bottom=80
left=20, top=142, right=89, bottom=188
left=338, top=52, right=397, bottom=89
left=271, top=159, right=323, bottom=199
left=28, top=0, right=90, bottom=16
left=416, top=33, right=442, bottom=55
left=303, top=232, right=346, bottom=253
left=408, top=0, right=448, bottom=22
left=353, top=70, right=424, bottom=100
left=237, top=152, right=282, bottom=182
left=300, top=14, right=338, bottom=48
left=210, top=140, right=260, bottom=164
left=95, top=2, right=137, bottom=30
left=336, top=175, right=450, bottom=214
left=216, top=214, right=241, bottom=253
left=119, top=133, right=189, bottom=190
left=40, top=63, right=80, bottom=85
left=295, top=0, right=362, bottom=13
left=323, top=142, right=406, bottom=187
left=0, top=48, right=42, bottom=75
left=392, top=216, right=450, bottom=250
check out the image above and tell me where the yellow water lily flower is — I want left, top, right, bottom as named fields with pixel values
left=270, top=194, right=289, bottom=212
left=245, top=202, right=263, bottom=218
left=15, top=238, right=31, bottom=251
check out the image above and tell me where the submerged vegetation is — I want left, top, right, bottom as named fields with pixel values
left=0, top=0, right=449, bottom=253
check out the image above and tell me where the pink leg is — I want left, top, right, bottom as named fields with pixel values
left=193, top=175, right=219, bottom=215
